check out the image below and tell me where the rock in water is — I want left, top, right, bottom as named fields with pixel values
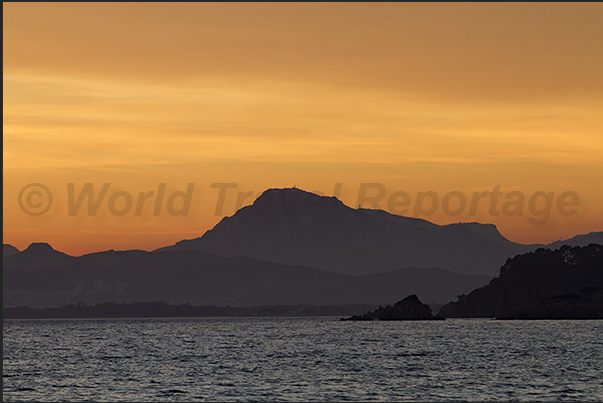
left=341, top=295, right=444, bottom=321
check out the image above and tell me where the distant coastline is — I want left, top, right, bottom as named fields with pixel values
left=3, top=301, right=381, bottom=320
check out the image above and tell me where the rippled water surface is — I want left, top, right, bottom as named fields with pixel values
left=3, top=318, right=603, bottom=401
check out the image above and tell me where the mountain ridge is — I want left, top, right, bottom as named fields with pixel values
left=4, top=247, right=491, bottom=308
left=157, top=187, right=581, bottom=276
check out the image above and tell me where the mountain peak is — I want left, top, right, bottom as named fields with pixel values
left=4, top=242, right=75, bottom=271
left=255, top=187, right=332, bottom=202
left=249, top=187, right=349, bottom=217
left=260, top=187, right=307, bottom=195
left=24, top=242, right=56, bottom=253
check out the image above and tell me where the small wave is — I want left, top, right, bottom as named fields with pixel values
left=161, top=389, right=188, bottom=394
left=102, top=355, right=133, bottom=359
left=558, top=388, right=580, bottom=393
left=396, top=351, right=439, bottom=357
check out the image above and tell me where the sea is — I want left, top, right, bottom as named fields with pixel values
left=3, top=317, right=602, bottom=402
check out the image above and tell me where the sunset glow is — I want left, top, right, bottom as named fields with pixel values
left=4, top=3, right=603, bottom=255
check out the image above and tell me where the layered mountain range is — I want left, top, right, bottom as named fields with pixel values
left=4, top=188, right=602, bottom=309
left=3, top=243, right=490, bottom=308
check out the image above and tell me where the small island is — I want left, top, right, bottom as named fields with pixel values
left=341, top=294, right=444, bottom=321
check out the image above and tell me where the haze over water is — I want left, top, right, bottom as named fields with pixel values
left=4, top=318, right=602, bottom=402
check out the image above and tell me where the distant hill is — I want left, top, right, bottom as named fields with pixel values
left=438, top=244, right=603, bottom=318
left=3, top=244, right=19, bottom=257
left=3, top=247, right=489, bottom=308
left=3, top=243, right=76, bottom=270
left=548, top=232, right=603, bottom=249
left=158, top=188, right=541, bottom=276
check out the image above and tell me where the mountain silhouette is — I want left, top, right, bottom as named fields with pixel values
left=3, top=244, right=19, bottom=257
left=3, top=242, right=76, bottom=270
left=5, top=188, right=600, bottom=310
left=158, top=188, right=538, bottom=276
left=548, top=232, right=603, bottom=249
left=3, top=248, right=489, bottom=308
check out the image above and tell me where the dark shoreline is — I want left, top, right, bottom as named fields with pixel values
left=6, top=302, right=602, bottom=320
left=3, top=301, right=384, bottom=320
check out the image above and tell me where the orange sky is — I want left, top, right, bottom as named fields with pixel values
left=4, top=3, right=603, bottom=256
